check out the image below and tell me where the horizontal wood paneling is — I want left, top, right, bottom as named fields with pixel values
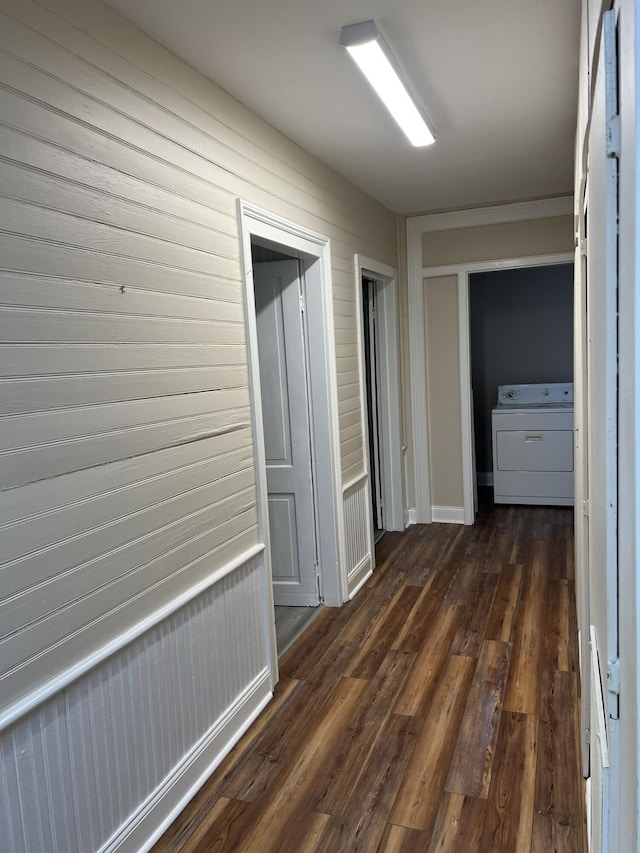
left=2, top=436, right=252, bottom=556
left=0, top=121, right=236, bottom=230
left=0, top=343, right=245, bottom=376
left=0, top=273, right=242, bottom=319
left=1, top=155, right=240, bottom=261
left=0, top=196, right=241, bottom=278
left=0, top=234, right=239, bottom=300
left=0, top=2, right=396, bottom=248
left=0, top=0, right=396, bottom=728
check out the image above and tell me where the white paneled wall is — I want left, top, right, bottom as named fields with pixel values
left=0, top=551, right=270, bottom=853
left=343, top=474, right=373, bottom=597
left=0, top=0, right=396, bottom=846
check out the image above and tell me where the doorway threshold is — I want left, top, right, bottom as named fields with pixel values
left=275, top=605, right=324, bottom=656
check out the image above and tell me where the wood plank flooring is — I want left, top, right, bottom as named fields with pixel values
left=153, top=494, right=586, bottom=852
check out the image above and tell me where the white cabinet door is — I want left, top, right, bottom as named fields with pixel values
left=254, top=260, right=319, bottom=606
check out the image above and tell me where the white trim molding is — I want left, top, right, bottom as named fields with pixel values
left=407, top=218, right=432, bottom=523
left=114, top=670, right=272, bottom=853
left=408, top=196, right=573, bottom=234
left=0, top=543, right=266, bottom=733
left=1, top=548, right=270, bottom=853
left=421, top=253, right=575, bottom=278
left=348, top=566, right=373, bottom=599
left=342, top=470, right=369, bottom=494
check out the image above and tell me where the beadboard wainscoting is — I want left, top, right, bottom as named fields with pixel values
left=0, top=549, right=271, bottom=853
left=343, top=473, right=374, bottom=598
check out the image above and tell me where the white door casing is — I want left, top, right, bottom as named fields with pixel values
left=575, top=187, right=592, bottom=779
left=254, top=260, right=319, bottom=606
left=354, top=255, right=404, bottom=532
left=585, top=9, right=620, bottom=848
left=238, top=200, right=346, bottom=683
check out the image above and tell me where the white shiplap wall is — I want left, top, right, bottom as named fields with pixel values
left=0, top=0, right=397, bottom=847
left=0, top=551, right=270, bottom=853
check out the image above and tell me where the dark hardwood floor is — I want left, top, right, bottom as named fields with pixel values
left=153, top=493, right=586, bottom=852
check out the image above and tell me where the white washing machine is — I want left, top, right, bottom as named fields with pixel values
left=492, top=382, right=574, bottom=506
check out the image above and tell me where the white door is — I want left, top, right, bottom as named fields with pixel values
left=585, top=9, right=619, bottom=845
left=254, top=260, right=319, bottom=606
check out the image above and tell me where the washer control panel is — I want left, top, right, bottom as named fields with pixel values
left=497, top=382, right=573, bottom=407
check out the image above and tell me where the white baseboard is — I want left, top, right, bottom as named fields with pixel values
left=347, top=555, right=373, bottom=599
left=476, top=472, right=494, bottom=486
left=404, top=507, right=417, bottom=527
left=112, top=669, right=273, bottom=853
left=431, top=505, right=465, bottom=524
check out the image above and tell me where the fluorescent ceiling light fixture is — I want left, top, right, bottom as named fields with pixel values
left=340, top=20, right=435, bottom=147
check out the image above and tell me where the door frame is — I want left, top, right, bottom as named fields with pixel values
left=407, top=197, right=575, bottom=523
left=458, top=254, right=575, bottom=522
left=238, top=201, right=346, bottom=682
left=253, top=258, right=319, bottom=607
left=574, top=180, right=591, bottom=778
left=354, top=255, right=404, bottom=533
left=417, top=253, right=574, bottom=524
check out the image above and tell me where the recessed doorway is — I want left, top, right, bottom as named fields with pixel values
left=251, top=242, right=322, bottom=654
left=239, top=201, right=345, bottom=676
left=355, top=256, right=404, bottom=539
left=469, top=263, right=574, bottom=492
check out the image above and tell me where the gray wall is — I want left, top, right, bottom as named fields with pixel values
left=470, top=264, right=574, bottom=474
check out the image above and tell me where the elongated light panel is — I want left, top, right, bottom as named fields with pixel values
left=341, top=23, right=435, bottom=147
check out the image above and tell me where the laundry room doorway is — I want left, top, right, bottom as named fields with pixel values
left=468, top=263, right=575, bottom=498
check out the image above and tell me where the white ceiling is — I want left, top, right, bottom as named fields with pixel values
left=105, top=0, right=581, bottom=215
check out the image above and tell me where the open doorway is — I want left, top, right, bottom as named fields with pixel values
left=361, top=276, right=384, bottom=541
left=239, top=201, right=345, bottom=677
left=468, top=263, right=574, bottom=493
left=355, top=256, right=404, bottom=542
left=251, top=241, right=322, bottom=653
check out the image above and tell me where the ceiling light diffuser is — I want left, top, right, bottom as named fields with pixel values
left=340, top=20, right=435, bottom=147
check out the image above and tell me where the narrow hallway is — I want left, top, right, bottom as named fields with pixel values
left=155, top=493, right=586, bottom=852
